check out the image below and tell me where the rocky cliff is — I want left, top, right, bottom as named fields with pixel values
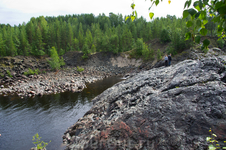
left=63, top=56, right=226, bottom=150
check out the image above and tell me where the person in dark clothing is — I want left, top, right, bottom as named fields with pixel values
left=168, top=53, right=172, bottom=66
left=164, top=55, right=168, bottom=67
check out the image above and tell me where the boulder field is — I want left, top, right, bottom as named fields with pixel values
left=63, top=56, right=226, bottom=150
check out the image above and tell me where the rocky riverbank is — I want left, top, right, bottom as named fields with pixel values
left=0, top=52, right=142, bottom=98
left=0, top=68, right=103, bottom=98
left=63, top=55, right=226, bottom=150
left=0, top=48, right=224, bottom=99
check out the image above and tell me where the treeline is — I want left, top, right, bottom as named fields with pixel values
left=0, top=13, right=218, bottom=58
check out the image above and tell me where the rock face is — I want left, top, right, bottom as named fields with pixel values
left=63, top=56, right=226, bottom=150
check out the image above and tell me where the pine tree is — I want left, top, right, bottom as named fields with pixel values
left=78, top=23, right=84, bottom=51
left=121, top=26, right=133, bottom=52
left=48, top=47, right=64, bottom=70
left=19, top=24, right=29, bottom=55
left=109, top=34, right=119, bottom=53
left=39, top=16, right=49, bottom=53
left=0, top=33, right=6, bottom=56
left=85, top=29, right=93, bottom=49
left=34, top=26, right=44, bottom=55
left=73, top=37, right=79, bottom=51
left=5, top=27, right=17, bottom=56
left=26, top=21, right=35, bottom=46
left=67, top=23, right=74, bottom=51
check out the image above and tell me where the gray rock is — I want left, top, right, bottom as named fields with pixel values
left=63, top=56, right=226, bottom=150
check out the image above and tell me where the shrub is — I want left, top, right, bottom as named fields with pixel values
left=24, top=68, right=40, bottom=76
left=6, top=70, right=12, bottom=77
left=32, top=133, right=51, bottom=150
left=0, top=73, right=4, bottom=78
left=157, top=49, right=163, bottom=61
left=135, top=38, right=144, bottom=56
left=77, top=66, right=84, bottom=72
left=206, top=128, right=226, bottom=150
left=59, top=56, right=65, bottom=66
left=142, top=43, right=150, bottom=60
left=48, top=47, right=65, bottom=70
left=149, top=48, right=155, bottom=60
left=170, top=29, right=192, bottom=54
left=217, top=38, right=225, bottom=49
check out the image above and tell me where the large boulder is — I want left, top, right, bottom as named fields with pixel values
left=64, top=56, right=226, bottom=150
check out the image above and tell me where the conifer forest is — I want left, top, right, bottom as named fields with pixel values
left=0, top=13, right=219, bottom=58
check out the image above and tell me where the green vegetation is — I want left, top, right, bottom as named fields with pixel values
left=0, top=12, right=215, bottom=60
left=157, top=49, right=163, bottom=61
left=6, top=70, right=12, bottom=77
left=160, top=28, right=171, bottom=43
left=24, top=68, right=40, bottom=76
left=0, top=1, right=224, bottom=63
left=48, top=47, right=65, bottom=70
left=217, top=38, right=225, bottom=49
left=0, top=73, right=4, bottom=78
left=206, top=128, right=226, bottom=150
left=130, top=0, right=225, bottom=50
left=77, top=66, right=84, bottom=72
left=32, top=133, right=51, bottom=150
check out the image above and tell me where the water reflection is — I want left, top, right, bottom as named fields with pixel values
left=0, top=76, right=123, bottom=150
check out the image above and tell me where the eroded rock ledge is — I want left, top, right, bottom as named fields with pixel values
left=63, top=56, right=226, bottom=150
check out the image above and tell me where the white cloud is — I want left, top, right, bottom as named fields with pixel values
left=0, top=0, right=188, bottom=26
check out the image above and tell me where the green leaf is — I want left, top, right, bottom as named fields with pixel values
left=203, top=0, right=209, bottom=5
left=183, top=10, right=189, bottom=19
left=199, top=11, right=206, bottom=20
left=125, top=16, right=130, bottom=21
left=149, top=12, right=154, bottom=19
left=218, top=25, right=223, bottom=33
left=185, top=32, right=191, bottom=40
left=195, top=36, right=201, bottom=43
left=200, top=28, right=207, bottom=36
left=188, top=0, right=192, bottom=7
left=218, top=6, right=226, bottom=15
left=194, top=1, right=201, bottom=11
left=188, top=8, right=198, bottom=17
left=184, top=1, right=189, bottom=9
left=155, top=0, right=159, bottom=6
left=131, top=3, right=135, bottom=9
left=196, top=19, right=201, bottom=27
left=212, top=16, right=221, bottom=22
left=131, top=16, right=136, bottom=22
left=208, top=144, right=217, bottom=150
left=199, top=0, right=203, bottom=10
left=206, top=137, right=211, bottom=142
left=186, top=21, right=193, bottom=27
left=215, top=1, right=223, bottom=10
left=203, top=19, right=208, bottom=25
left=195, top=12, right=201, bottom=18
left=134, top=10, right=137, bottom=18
left=203, top=39, right=210, bottom=47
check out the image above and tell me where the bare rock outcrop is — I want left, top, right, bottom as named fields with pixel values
left=63, top=56, right=226, bottom=150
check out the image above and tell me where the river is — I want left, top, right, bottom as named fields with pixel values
left=0, top=76, right=123, bottom=150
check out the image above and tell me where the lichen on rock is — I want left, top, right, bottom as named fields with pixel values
left=63, top=56, right=226, bottom=150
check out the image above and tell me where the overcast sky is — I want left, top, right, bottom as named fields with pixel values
left=0, top=0, right=188, bottom=26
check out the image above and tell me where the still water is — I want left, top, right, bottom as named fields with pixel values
left=0, top=77, right=123, bottom=150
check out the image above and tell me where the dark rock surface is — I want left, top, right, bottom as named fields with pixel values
left=63, top=56, right=226, bottom=150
